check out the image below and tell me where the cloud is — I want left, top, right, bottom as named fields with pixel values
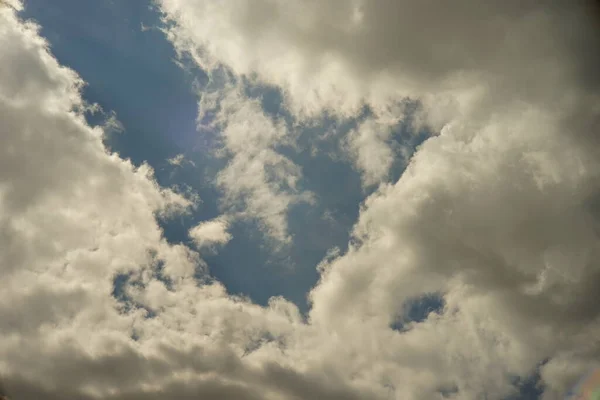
left=160, top=0, right=599, bottom=120
left=3, top=1, right=600, bottom=400
left=345, top=116, right=395, bottom=187
left=0, top=5, right=382, bottom=400
left=0, top=6, right=347, bottom=400
left=198, top=80, right=314, bottom=243
left=166, top=153, right=186, bottom=166
left=189, top=217, right=232, bottom=249
left=344, top=100, right=416, bottom=187
left=0, top=0, right=20, bottom=11
left=160, top=0, right=600, bottom=399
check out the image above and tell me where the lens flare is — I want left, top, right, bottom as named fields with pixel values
left=567, top=367, right=600, bottom=400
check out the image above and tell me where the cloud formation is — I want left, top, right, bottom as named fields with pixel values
left=160, top=0, right=600, bottom=118
left=189, top=217, right=232, bottom=249
left=0, top=4, right=376, bottom=400
left=0, top=5, right=329, bottom=400
left=2, top=1, right=600, bottom=400
left=160, top=0, right=600, bottom=398
left=198, top=81, right=314, bottom=242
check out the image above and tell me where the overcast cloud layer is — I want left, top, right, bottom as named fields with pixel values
left=2, top=1, right=600, bottom=399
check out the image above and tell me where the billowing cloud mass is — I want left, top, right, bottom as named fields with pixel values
left=0, top=5, right=331, bottom=400
left=161, top=0, right=600, bottom=398
left=2, top=1, right=600, bottom=400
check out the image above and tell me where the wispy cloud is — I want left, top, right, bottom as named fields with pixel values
left=197, top=79, right=314, bottom=243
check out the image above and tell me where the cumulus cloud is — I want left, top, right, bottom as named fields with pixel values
left=0, top=6, right=349, bottom=400
left=0, top=0, right=19, bottom=10
left=160, top=0, right=599, bottom=119
left=159, top=0, right=600, bottom=399
left=3, top=0, right=600, bottom=399
left=189, top=217, right=232, bottom=249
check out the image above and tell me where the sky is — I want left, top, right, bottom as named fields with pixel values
left=0, top=1, right=599, bottom=399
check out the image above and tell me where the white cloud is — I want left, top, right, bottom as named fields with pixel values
left=166, top=153, right=185, bottom=166
left=0, top=5, right=386, bottom=400
left=161, top=0, right=600, bottom=399
left=189, top=217, right=232, bottom=249
left=3, top=1, right=600, bottom=400
left=345, top=117, right=395, bottom=187
left=307, top=105, right=600, bottom=398
left=159, top=0, right=599, bottom=120
left=0, top=6, right=347, bottom=400
left=166, top=153, right=195, bottom=168
left=199, top=82, right=314, bottom=243
left=0, top=0, right=20, bottom=11
left=344, top=101, right=415, bottom=187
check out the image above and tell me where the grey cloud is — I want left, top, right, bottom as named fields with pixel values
left=1, top=342, right=373, bottom=400
left=161, top=0, right=600, bottom=119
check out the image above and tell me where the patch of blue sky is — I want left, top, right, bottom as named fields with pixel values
left=390, top=293, right=446, bottom=332
left=505, top=360, right=547, bottom=400
left=18, top=0, right=328, bottom=311
left=20, top=0, right=431, bottom=314
left=387, top=293, right=544, bottom=400
left=431, top=360, right=544, bottom=400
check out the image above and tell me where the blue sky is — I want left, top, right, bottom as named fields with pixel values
left=21, top=0, right=437, bottom=313
left=21, top=0, right=353, bottom=310
left=19, top=2, right=542, bottom=398
left=2, top=1, right=598, bottom=399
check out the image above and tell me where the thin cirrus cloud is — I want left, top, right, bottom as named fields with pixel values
left=1, top=2, right=600, bottom=400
